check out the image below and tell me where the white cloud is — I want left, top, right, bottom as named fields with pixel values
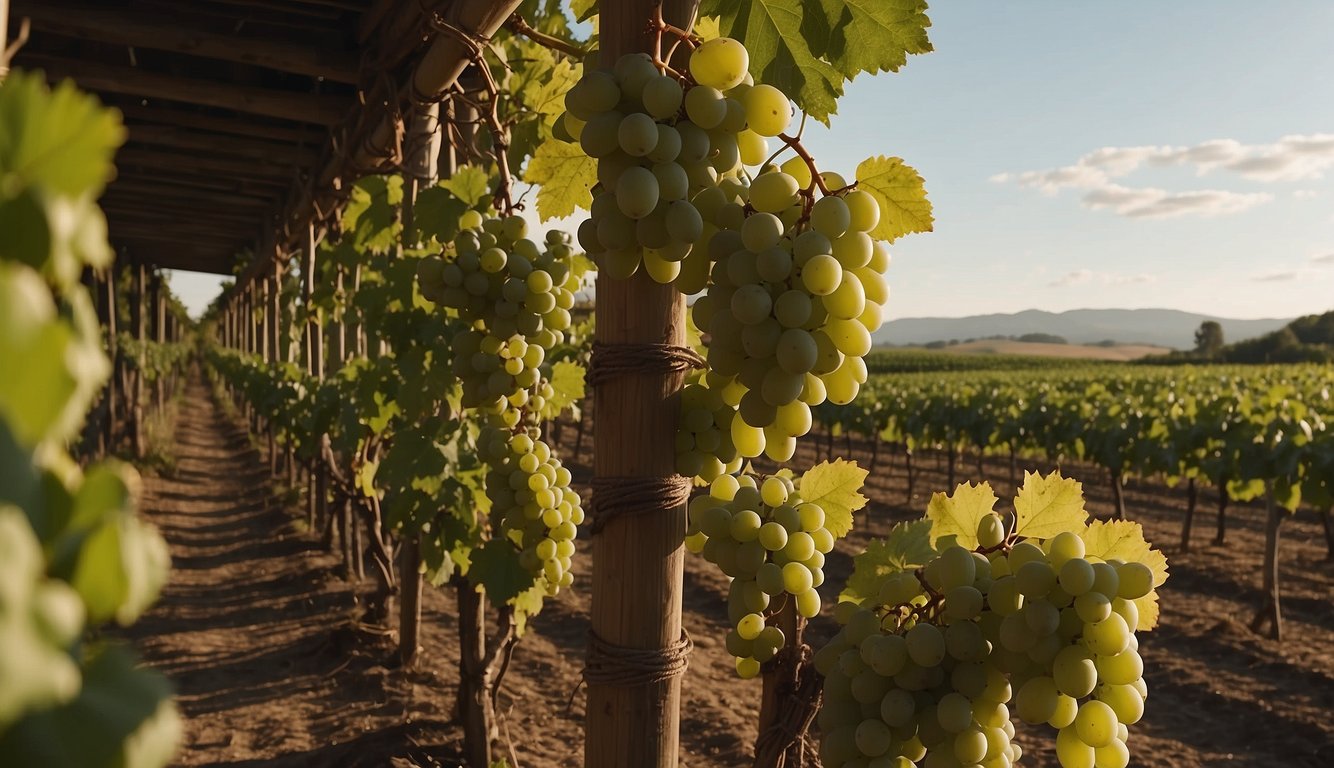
left=1253, top=271, right=1299, bottom=282
left=994, top=132, right=1334, bottom=219
left=1293, top=189, right=1319, bottom=199
left=1082, top=184, right=1271, bottom=219
left=1047, top=269, right=1157, bottom=288
left=1310, top=252, right=1334, bottom=265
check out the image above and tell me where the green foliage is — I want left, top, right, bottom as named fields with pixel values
left=1011, top=471, right=1088, bottom=540
left=855, top=155, right=934, bottom=242
left=797, top=458, right=869, bottom=539
left=839, top=519, right=936, bottom=604
left=700, top=0, right=932, bottom=123
left=0, top=69, right=178, bottom=768
left=524, top=140, right=597, bottom=221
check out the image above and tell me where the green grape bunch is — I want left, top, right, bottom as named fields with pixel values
left=818, top=476, right=1166, bottom=768
left=685, top=472, right=840, bottom=679
left=556, top=33, right=897, bottom=473
left=417, top=210, right=586, bottom=594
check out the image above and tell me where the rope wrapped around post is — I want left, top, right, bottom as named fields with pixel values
left=584, top=628, right=693, bottom=688
left=588, top=474, right=694, bottom=535
left=587, top=340, right=704, bottom=389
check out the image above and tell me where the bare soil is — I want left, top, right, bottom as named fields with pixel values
left=129, top=382, right=1334, bottom=768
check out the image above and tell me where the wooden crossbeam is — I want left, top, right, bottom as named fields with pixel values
left=115, top=147, right=302, bottom=182
left=125, top=124, right=320, bottom=167
left=19, top=3, right=361, bottom=83
left=116, top=103, right=325, bottom=146
left=107, top=179, right=281, bottom=208
left=23, top=53, right=349, bottom=125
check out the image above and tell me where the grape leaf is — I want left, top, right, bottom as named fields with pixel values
left=695, top=15, right=722, bottom=41
left=797, top=459, right=868, bottom=539
left=440, top=165, right=492, bottom=209
left=817, top=0, right=932, bottom=79
left=540, top=360, right=585, bottom=421
left=523, top=140, right=595, bottom=221
left=412, top=185, right=468, bottom=245
left=470, top=539, right=536, bottom=607
left=522, top=56, right=579, bottom=128
left=0, top=71, right=126, bottom=199
left=925, top=481, right=998, bottom=549
left=855, top=156, right=933, bottom=243
left=570, top=0, right=596, bottom=23
left=510, top=583, right=547, bottom=636
left=1080, top=519, right=1169, bottom=630
left=839, top=519, right=935, bottom=604
left=703, top=0, right=844, bottom=123
left=1012, top=471, right=1087, bottom=541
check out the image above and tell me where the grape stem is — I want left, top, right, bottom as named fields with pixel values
left=506, top=13, right=588, bottom=58
left=459, top=52, right=517, bottom=216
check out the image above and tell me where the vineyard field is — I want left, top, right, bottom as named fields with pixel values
left=122, top=383, right=1334, bottom=768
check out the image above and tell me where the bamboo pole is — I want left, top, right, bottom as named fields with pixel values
left=104, top=266, right=119, bottom=451
left=267, top=260, right=281, bottom=476
left=132, top=259, right=146, bottom=458
left=586, top=3, right=698, bottom=766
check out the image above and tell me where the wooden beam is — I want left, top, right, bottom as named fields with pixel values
left=242, top=0, right=520, bottom=289
left=115, top=147, right=303, bottom=183
left=21, top=53, right=348, bottom=125
left=18, top=3, right=361, bottom=83
left=108, top=174, right=284, bottom=202
left=102, top=202, right=272, bottom=229
left=125, top=124, right=320, bottom=167
left=105, top=182, right=280, bottom=212
left=116, top=102, right=325, bottom=145
left=111, top=241, right=237, bottom=275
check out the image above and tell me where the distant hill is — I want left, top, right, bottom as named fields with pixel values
left=876, top=309, right=1292, bottom=350
left=928, top=340, right=1173, bottom=361
left=1144, top=309, right=1334, bottom=364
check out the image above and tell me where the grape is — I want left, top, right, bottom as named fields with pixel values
left=743, top=83, right=792, bottom=136
left=684, top=84, right=727, bottom=129
left=906, top=623, right=946, bottom=667
left=977, top=513, right=1006, bottom=548
left=1093, top=739, right=1130, bottom=768
left=1074, top=700, right=1118, bottom=748
left=737, top=612, right=765, bottom=640
left=1052, top=645, right=1097, bottom=698
left=1056, top=726, right=1096, bottom=768
left=846, top=189, right=880, bottom=232
left=1059, top=558, right=1096, bottom=596
left=642, top=74, right=683, bottom=119
left=801, top=254, right=843, bottom=295
left=750, top=172, right=801, bottom=213
left=1084, top=613, right=1130, bottom=656
left=1115, top=562, right=1154, bottom=600
left=618, top=112, right=659, bottom=156
left=1095, top=649, right=1143, bottom=686
left=616, top=166, right=660, bottom=219
left=690, top=37, right=749, bottom=91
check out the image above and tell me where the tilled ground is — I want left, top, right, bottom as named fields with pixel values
left=129, top=389, right=1334, bottom=768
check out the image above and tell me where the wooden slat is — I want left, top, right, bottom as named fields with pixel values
left=111, top=241, right=238, bottom=275
left=126, top=124, right=320, bottom=167
left=22, top=53, right=348, bottom=125
left=115, top=103, right=326, bottom=146
left=18, top=3, right=361, bottom=83
left=115, top=147, right=302, bottom=182
left=108, top=179, right=281, bottom=207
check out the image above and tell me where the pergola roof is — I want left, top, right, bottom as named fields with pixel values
left=10, top=0, right=519, bottom=281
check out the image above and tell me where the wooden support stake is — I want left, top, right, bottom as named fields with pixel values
left=132, top=259, right=146, bottom=458
left=586, top=3, right=698, bottom=767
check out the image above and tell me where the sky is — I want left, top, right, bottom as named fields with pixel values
left=168, top=2, right=1334, bottom=321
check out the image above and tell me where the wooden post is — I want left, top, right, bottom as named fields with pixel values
left=586, top=3, right=697, bottom=767
left=397, top=103, right=441, bottom=670
left=0, top=0, right=11, bottom=82
left=303, top=224, right=324, bottom=531
left=154, top=272, right=166, bottom=407
left=104, top=266, right=119, bottom=451
left=267, top=260, right=281, bottom=476
left=131, top=259, right=146, bottom=458
left=1180, top=477, right=1197, bottom=552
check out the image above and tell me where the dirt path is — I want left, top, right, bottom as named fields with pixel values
left=128, top=376, right=460, bottom=767
left=125, top=380, right=1334, bottom=768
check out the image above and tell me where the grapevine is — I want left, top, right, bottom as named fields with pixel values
left=821, top=473, right=1168, bottom=767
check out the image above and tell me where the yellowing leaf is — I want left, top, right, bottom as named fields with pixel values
left=523, top=140, right=595, bottom=221
left=1080, top=519, right=1170, bottom=630
left=540, top=360, right=585, bottom=420
left=798, top=459, right=868, bottom=539
left=855, top=155, right=933, bottom=243
left=440, top=164, right=492, bottom=209
left=925, top=481, right=998, bottom=549
left=840, top=519, right=935, bottom=604
left=1012, top=470, right=1087, bottom=540
left=694, top=16, right=722, bottom=41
